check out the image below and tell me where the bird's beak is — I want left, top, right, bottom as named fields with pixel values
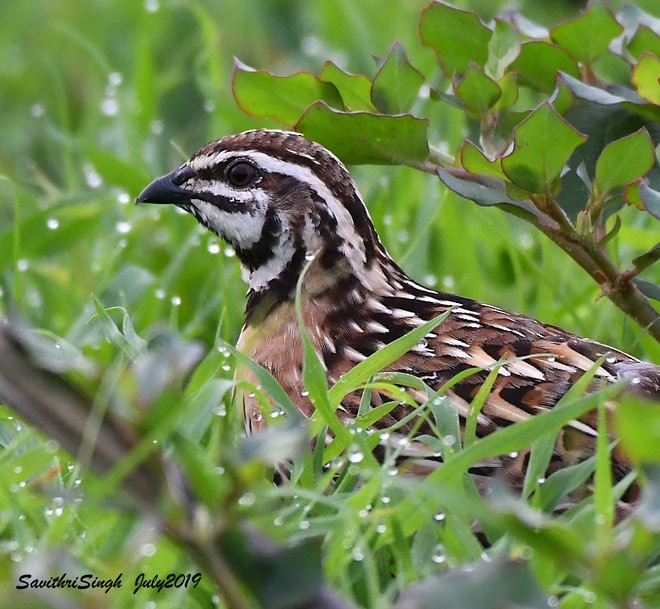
left=135, top=165, right=195, bottom=206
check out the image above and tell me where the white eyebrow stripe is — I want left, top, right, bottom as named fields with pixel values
left=189, top=149, right=258, bottom=171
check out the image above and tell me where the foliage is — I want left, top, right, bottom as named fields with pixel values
left=0, top=1, right=659, bottom=609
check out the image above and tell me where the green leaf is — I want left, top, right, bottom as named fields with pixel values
left=500, top=102, right=587, bottom=193
left=485, top=19, right=520, bottom=81
left=511, top=41, right=580, bottom=92
left=595, top=128, right=655, bottom=196
left=459, top=141, right=506, bottom=180
left=615, top=397, right=660, bottom=465
left=632, top=51, right=660, bottom=104
left=453, top=63, right=501, bottom=118
left=627, top=25, right=660, bottom=61
left=594, top=405, right=614, bottom=545
left=419, top=1, right=491, bottom=76
left=319, top=61, right=376, bottom=112
left=436, top=168, right=540, bottom=221
left=535, top=455, right=596, bottom=512
left=634, top=277, right=660, bottom=301
left=633, top=244, right=660, bottom=272
left=232, top=59, right=343, bottom=126
left=171, top=434, right=226, bottom=506
left=495, top=71, right=519, bottom=110
left=371, top=42, right=425, bottom=114
left=638, top=178, right=660, bottom=220
left=394, top=559, right=548, bottom=609
left=295, top=102, right=429, bottom=165
left=551, top=3, right=623, bottom=65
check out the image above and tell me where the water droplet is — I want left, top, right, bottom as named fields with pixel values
left=431, top=544, right=446, bottom=564
left=208, top=242, right=220, bottom=254
left=537, top=477, right=546, bottom=485
left=214, top=405, right=226, bottom=417
left=203, top=100, right=216, bottom=113
left=631, top=377, right=641, bottom=385
left=348, top=446, right=364, bottom=464
left=383, top=214, right=392, bottom=225
left=442, top=275, right=455, bottom=289
left=417, top=338, right=428, bottom=349
left=150, top=119, right=164, bottom=135
left=397, top=438, right=410, bottom=448
left=83, top=163, right=103, bottom=188
left=155, top=288, right=165, bottom=299
left=224, top=246, right=235, bottom=258
left=221, top=363, right=231, bottom=372
left=606, top=356, right=617, bottom=364
left=352, top=547, right=364, bottom=561
left=238, top=493, right=255, bottom=507
left=252, top=411, right=263, bottom=422
left=443, top=434, right=456, bottom=446
left=518, top=233, right=533, bottom=249
left=423, top=274, right=438, bottom=287
left=381, top=495, right=391, bottom=504
left=300, top=389, right=309, bottom=398
left=117, top=191, right=130, bottom=205
left=508, top=451, right=519, bottom=459
left=17, top=259, right=28, bottom=272
left=145, top=0, right=159, bottom=12
left=379, top=431, right=390, bottom=441
left=433, top=512, right=446, bottom=522
left=116, top=221, right=132, bottom=234
left=273, top=516, right=284, bottom=526
left=269, top=409, right=284, bottom=419
left=387, top=466, right=398, bottom=477
left=31, top=103, right=45, bottom=117
left=375, top=523, right=387, bottom=534
left=305, top=251, right=315, bottom=261
left=396, top=229, right=409, bottom=243
left=546, top=355, right=556, bottom=362
left=100, top=97, right=119, bottom=116
left=299, top=520, right=310, bottom=530
left=46, top=217, right=59, bottom=230
left=141, top=542, right=156, bottom=557
left=171, top=295, right=181, bottom=306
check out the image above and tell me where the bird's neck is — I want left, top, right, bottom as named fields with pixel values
left=242, top=244, right=406, bottom=327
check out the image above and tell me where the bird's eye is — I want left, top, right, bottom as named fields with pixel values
left=227, top=161, right=258, bottom=188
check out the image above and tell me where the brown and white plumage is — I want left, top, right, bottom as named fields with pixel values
left=137, top=129, right=659, bottom=501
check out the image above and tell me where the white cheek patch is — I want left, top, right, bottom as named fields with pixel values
left=190, top=199, right=266, bottom=248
